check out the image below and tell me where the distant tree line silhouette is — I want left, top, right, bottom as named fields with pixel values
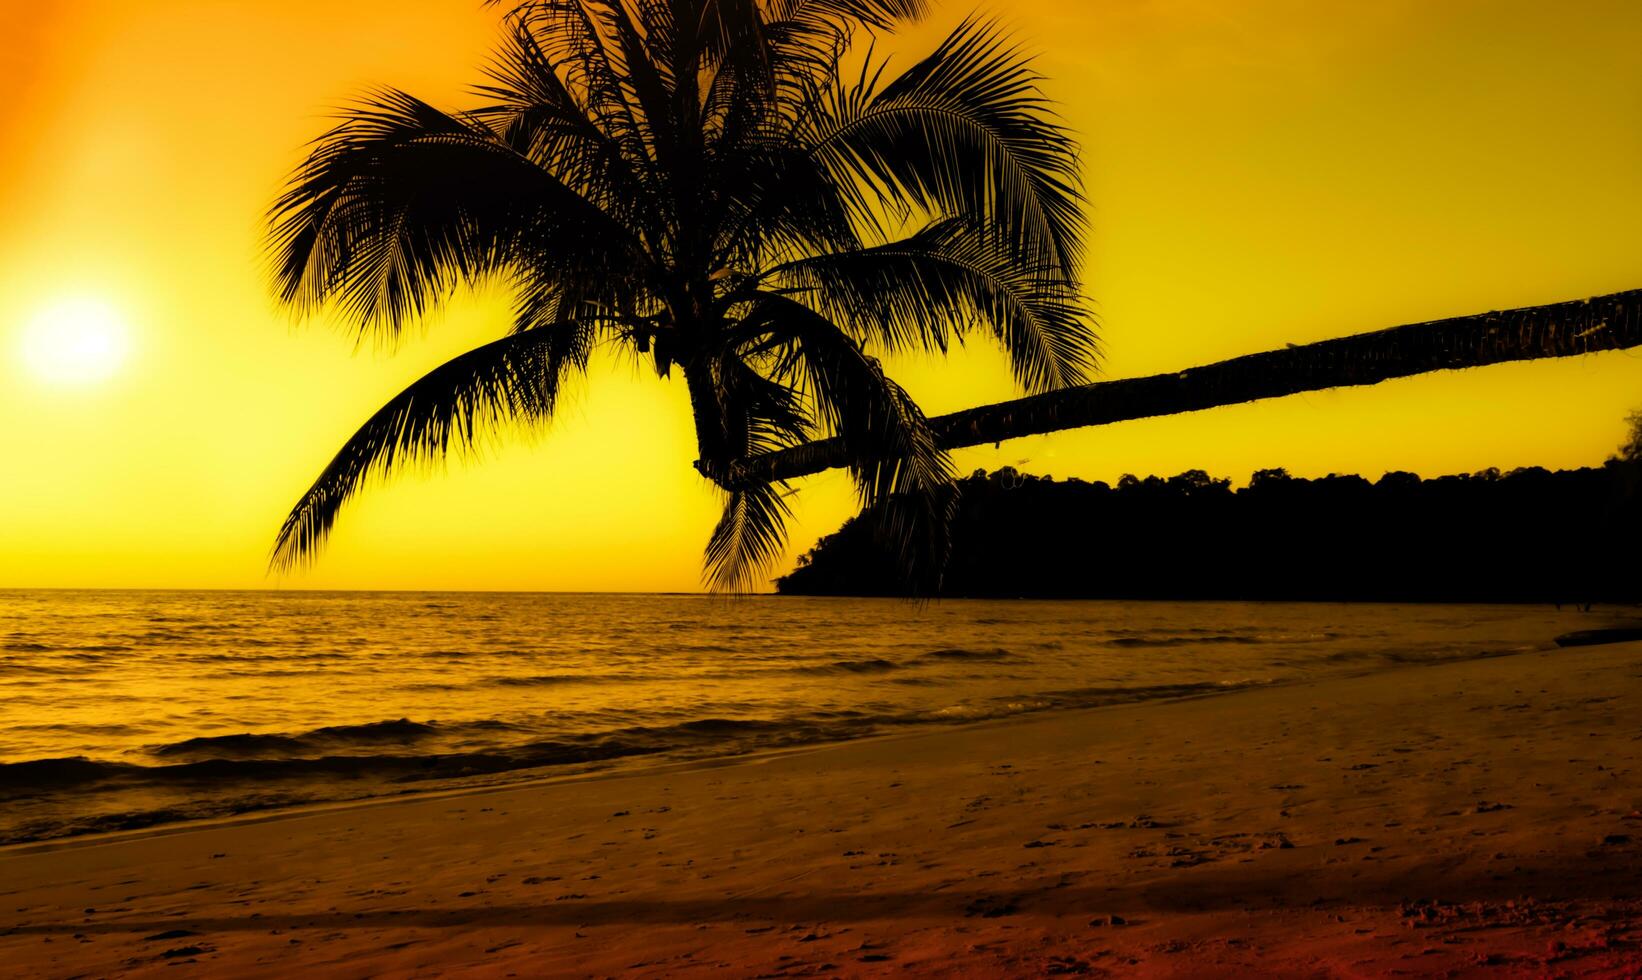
left=778, top=426, right=1642, bottom=602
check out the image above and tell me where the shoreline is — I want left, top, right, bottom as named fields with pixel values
left=3, top=626, right=1566, bottom=851
left=1, top=675, right=1278, bottom=854
left=4, top=639, right=1640, bottom=975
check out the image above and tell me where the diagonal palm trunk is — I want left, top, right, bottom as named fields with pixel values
left=728, top=288, right=1642, bottom=487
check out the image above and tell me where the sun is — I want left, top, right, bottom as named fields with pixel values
left=21, top=298, right=132, bottom=386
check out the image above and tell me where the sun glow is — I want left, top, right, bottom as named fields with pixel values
left=1, top=1, right=1641, bottom=591
left=20, top=298, right=131, bottom=386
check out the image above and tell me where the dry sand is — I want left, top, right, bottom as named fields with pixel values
left=3, top=639, right=1641, bottom=977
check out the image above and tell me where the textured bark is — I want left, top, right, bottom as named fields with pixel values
left=728, top=288, right=1642, bottom=487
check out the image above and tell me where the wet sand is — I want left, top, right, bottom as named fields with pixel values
left=3, top=639, right=1640, bottom=977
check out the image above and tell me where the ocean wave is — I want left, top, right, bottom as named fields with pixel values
left=148, top=734, right=330, bottom=759
left=1106, top=634, right=1264, bottom=648
left=3, top=747, right=571, bottom=797
left=1019, top=680, right=1265, bottom=710
left=1, top=708, right=925, bottom=801
left=3, top=728, right=684, bottom=801
left=917, top=648, right=1018, bottom=662
left=1321, top=645, right=1534, bottom=665
left=145, top=718, right=496, bottom=760
left=701, top=651, right=1021, bottom=679
left=673, top=718, right=786, bottom=735
left=0, top=756, right=141, bottom=790
left=791, top=658, right=902, bottom=675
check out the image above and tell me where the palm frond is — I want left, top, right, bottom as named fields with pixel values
left=769, top=217, right=1096, bottom=390
left=268, top=89, right=638, bottom=343
left=712, top=139, right=868, bottom=270
left=504, top=0, right=658, bottom=164
left=704, top=481, right=793, bottom=592
left=722, top=354, right=814, bottom=450
left=805, top=16, right=1084, bottom=278
left=785, top=0, right=931, bottom=30
left=271, top=322, right=589, bottom=568
left=472, top=16, right=657, bottom=224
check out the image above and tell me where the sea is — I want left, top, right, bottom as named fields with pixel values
left=0, top=590, right=1581, bottom=845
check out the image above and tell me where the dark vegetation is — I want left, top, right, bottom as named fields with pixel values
left=779, top=445, right=1642, bottom=602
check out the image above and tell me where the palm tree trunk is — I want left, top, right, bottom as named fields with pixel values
left=727, top=288, right=1642, bottom=487
left=684, top=357, right=734, bottom=485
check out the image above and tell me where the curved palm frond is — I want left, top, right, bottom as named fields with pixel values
left=272, top=322, right=590, bottom=568
left=471, top=16, right=658, bottom=226
left=269, top=89, right=641, bottom=343
left=501, top=1, right=660, bottom=167
left=704, top=481, right=794, bottom=592
left=744, top=0, right=934, bottom=101
left=768, top=217, right=1096, bottom=390
left=804, top=16, right=1084, bottom=277
left=702, top=0, right=930, bottom=99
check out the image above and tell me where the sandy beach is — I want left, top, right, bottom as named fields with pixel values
left=3, top=638, right=1640, bottom=978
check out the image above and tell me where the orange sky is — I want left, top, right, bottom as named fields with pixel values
left=2, top=0, right=1640, bottom=591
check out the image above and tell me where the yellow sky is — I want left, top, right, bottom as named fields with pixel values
left=2, top=0, right=1640, bottom=591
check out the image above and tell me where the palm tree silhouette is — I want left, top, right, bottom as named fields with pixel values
left=268, top=0, right=1094, bottom=591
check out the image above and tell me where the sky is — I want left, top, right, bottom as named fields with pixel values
left=1, top=0, right=1640, bottom=592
